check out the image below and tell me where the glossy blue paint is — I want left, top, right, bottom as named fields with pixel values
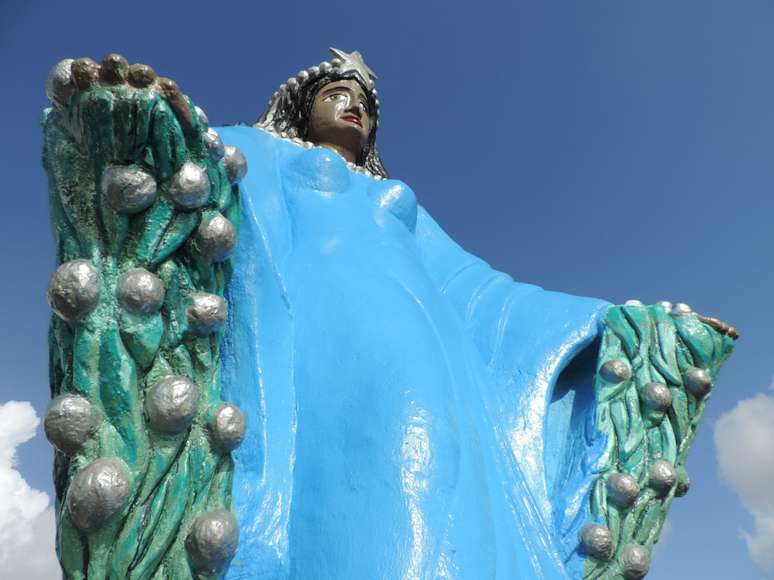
left=218, top=125, right=610, bottom=579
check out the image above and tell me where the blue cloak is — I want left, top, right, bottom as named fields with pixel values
left=216, top=125, right=610, bottom=579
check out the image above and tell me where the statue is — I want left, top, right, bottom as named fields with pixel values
left=41, top=49, right=737, bottom=579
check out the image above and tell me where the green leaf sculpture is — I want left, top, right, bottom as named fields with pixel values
left=42, top=54, right=244, bottom=579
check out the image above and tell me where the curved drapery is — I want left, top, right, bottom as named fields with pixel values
left=217, top=125, right=610, bottom=579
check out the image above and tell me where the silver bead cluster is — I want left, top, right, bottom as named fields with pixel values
left=145, top=376, right=199, bottom=434
left=101, top=164, right=158, bottom=214
left=187, top=293, right=228, bottom=336
left=641, top=383, right=672, bottom=413
left=47, top=259, right=101, bottom=322
left=648, top=459, right=677, bottom=495
left=203, top=128, right=225, bottom=161
left=600, top=359, right=632, bottom=383
left=169, top=161, right=211, bottom=209
left=684, top=366, right=712, bottom=398
left=46, top=58, right=76, bottom=107
left=185, top=510, right=239, bottom=572
left=117, top=268, right=165, bottom=314
left=195, top=105, right=209, bottom=127
left=222, top=145, right=247, bottom=185
left=607, top=472, right=640, bottom=508
left=209, top=403, right=246, bottom=453
left=67, top=457, right=131, bottom=532
left=580, top=523, right=614, bottom=560
left=196, top=213, right=236, bottom=263
left=620, top=544, right=650, bottom=579
left=44, top=394, right=99, bottom=455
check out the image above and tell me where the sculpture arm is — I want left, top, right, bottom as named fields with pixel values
left=42, top=54, right=247, bottom=579
left=413, top=207, right=736, bottom=578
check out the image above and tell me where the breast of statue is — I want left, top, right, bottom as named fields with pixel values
left=217, top=125, right=609, bottom=580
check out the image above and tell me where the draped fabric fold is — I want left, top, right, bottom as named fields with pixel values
left=218, top=125, right=609, bottom=580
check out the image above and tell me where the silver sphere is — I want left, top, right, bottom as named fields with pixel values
left=169, top=161, right=211, bottom=210
left=620, top=544, right=650, bottom=579
left=222, top=145, right=248, bottom=184
left=196, top=214, right=236, bottom=263
left=656, top=300, right=672, bottom=311
left=187, top=293, right=228, bottom=336
left=210, top=403, right=246, bottom=452
left=649, top=459, right=677, bottom=495
left=642, top=383, right=672, bottom=413
left=600, top=359, right=632, bottom=383
left=607, top=473, right=640, bottom=508
left=186, top=509, right=239, bottom=572
left=44, top=394, right=99, bottom=455
left=684, top=366, right=712, bottom=398
left=101, top=164, right=158, bottom=214
left=675, top=466, right=691, bottom=497
left=195, top=105, right=209, bottom=127
left=580, top=523, right=614, bottom=560
left=117, top=268, right=165, bottom=314
left=146, top=376, right=199, bottom=434
left=204, top=128, right=225, bottom=161
left=672, top=302, right=693, bottom=316
left=46, top=58, right=75, bottom=107
left=624, top=299, right=644, bottom=307
left=67, top=457, right=131, bottom=532
left=47, top=259, right=101, bottom=322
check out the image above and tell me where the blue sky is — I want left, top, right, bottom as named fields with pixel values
left=1, top=1, right=773, bottom=578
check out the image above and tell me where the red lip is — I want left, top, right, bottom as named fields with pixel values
left=341, top=114, right=362, bottom=128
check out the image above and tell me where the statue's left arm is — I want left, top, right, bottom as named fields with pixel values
left=413, top=206, right=737, bottom=579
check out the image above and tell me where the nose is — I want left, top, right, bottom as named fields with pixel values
left=345, top=97, right=366, bottom=118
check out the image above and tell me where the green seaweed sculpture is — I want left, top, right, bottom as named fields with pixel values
left=41, top=54, right=245, bottom=579
left=39, top=52, right=738, bottom=580
left=581, top=303, right=736, bottom=578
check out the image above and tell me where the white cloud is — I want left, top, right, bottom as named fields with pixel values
left=714, top=383, right=774, bottom=576
left=0, top=401, right=60, bottom=579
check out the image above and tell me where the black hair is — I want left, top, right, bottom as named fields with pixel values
left=256, top=70, right=388, bottom=178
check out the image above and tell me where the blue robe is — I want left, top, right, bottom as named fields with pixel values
left=216, top=126, right=610, bottom=579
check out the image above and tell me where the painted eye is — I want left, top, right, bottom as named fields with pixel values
left=324, top=93, right=347, bottom=103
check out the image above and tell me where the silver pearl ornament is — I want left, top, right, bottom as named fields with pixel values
left=222, top=145, right=248, bottom=184
left=67, top=458, right=131, bottom=532
left=297, top=70, right=309, bottom=82
left=210, top=403, right=246, bottom=452
left=675, top=466, right=691, bottom=497
left=203, top=128, right=225, bottom=161
left=187, top=293, right=228, bottom=336
left=117, top=268, right=165, bottom=314
left=47, top=259, right=101, bottom=322
left=656, top=300, right=672, bottom=311
left=186, top=510, right=239, bottom=572
left=169, top=161, right=211, bottom=210
left=649, top=459, right=677, bottom=495
left=625, top=299, right=644, bottom=307
left=642, top=383, right=672, bottom=413
left=580, top=523, right=614, bottom=560
left=101, top=164, right=158, bottom=214
left=307, top=66, right=320, bottom=77
left=196, top=214, right=236, bottom=263
left=684, top=366, right=712, bottom=398
left=600, top=359, right=632, bottom=383
left=672, top=302, right=692, bottom=316
left=319, top=61, right=332, bottom=74
left=607, top=472, right=640, bottom=508
left=620, top=544, right=650, bottom=579
left=44, top=394, right=99, bottom=455
left=145, top=376, right=199, bottom=434
left=46, top=58, right=75, bottom=107
left=195, top=105, right=209, bottom=127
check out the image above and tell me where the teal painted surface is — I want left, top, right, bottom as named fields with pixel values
left=43, top=79, right=239, bottom=578
left=583, top=304, right=735, bottom=578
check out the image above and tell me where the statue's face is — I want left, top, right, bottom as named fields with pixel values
left=307, top=79, right=372, bottom=161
